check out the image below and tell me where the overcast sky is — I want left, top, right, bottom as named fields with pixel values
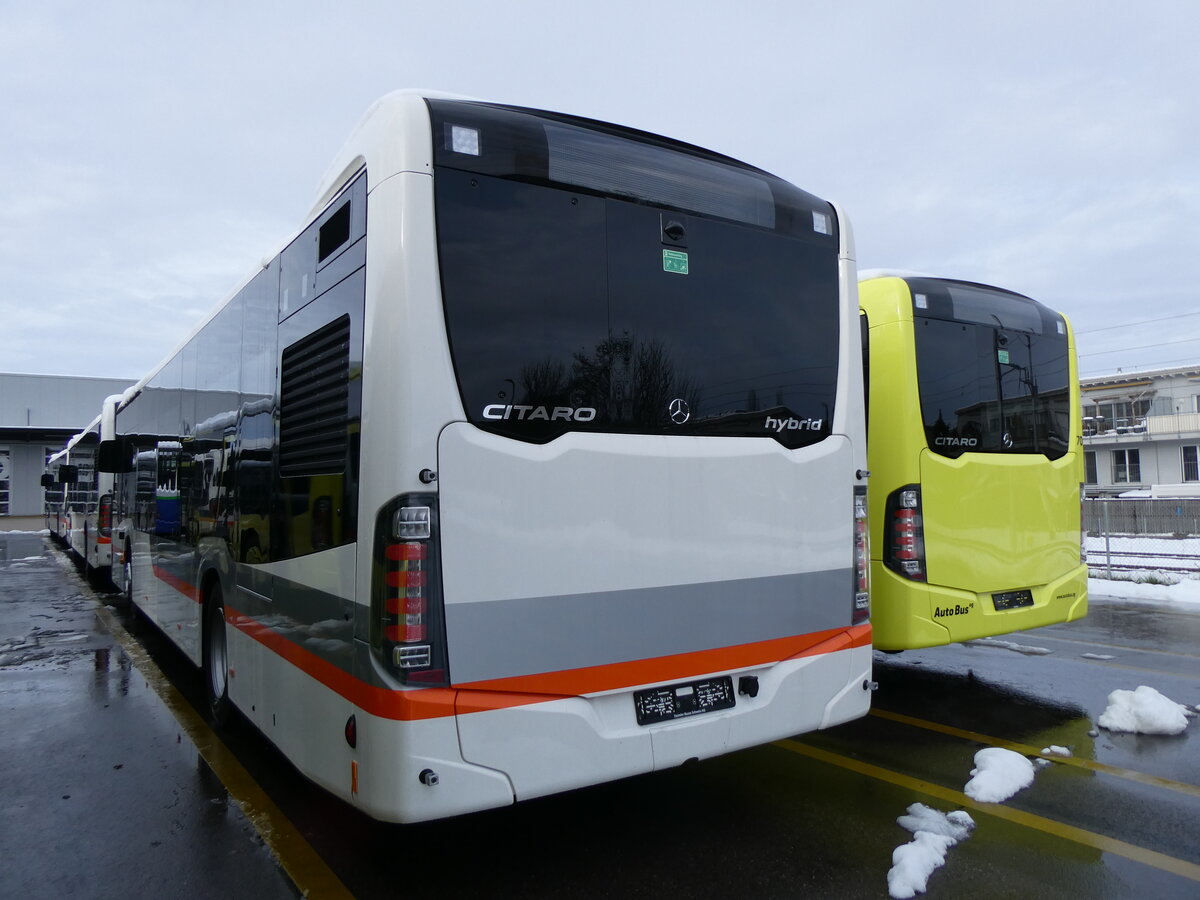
left=2, top=1, right=1197, bottom=382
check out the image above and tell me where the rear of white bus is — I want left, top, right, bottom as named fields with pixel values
left=360, top=98, right=871, bottom=821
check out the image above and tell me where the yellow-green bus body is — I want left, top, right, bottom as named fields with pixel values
left=861, top=275, right=1088, bottom=651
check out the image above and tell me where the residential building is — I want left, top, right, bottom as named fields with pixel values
left=1081, top=364, right=1200, bottom=496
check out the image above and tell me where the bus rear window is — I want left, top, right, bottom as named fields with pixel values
left=430, top=102, right=840, bottom=448
left=908, top=279, right=1071, bottom=459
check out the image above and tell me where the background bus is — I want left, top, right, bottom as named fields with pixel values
left=859, top=272, right=1087, bottom=651
left=43, top=447, right=70, bottom=540
left=100, top=91, right=872, bottom=823
left=44, top=396, right=120, bottom=586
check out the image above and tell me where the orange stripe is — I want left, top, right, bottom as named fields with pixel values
left=227, top=606, right=457, bottom=721
left=455, top=624, right=872, bottom=698
left=227, top=601, right=870, bottom=722
left=166, top=558, right=872, bottom=723
left=152, top=564, right=199, bottom=603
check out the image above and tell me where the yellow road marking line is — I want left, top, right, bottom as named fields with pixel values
left=776, top=739, right=1200, bottom=883
left=93, top=603, right=353, bottom=900
left=869, top=708, right=1200, bottom=799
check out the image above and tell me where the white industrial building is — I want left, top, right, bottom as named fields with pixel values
left=0, top=373, right=135, bottom=531
left=1081, top=364, right=1200, bottom=496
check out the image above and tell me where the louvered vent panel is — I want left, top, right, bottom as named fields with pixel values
left=280, top=315, right=349, bottom=476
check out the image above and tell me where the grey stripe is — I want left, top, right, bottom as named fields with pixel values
left=445, top=568, right=852, bottom=684
left=234, top=563, right=409, bottom=691
left=234, top=564, right=357, bottom=677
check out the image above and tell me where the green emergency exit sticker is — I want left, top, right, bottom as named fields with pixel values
left=663, top=249, right=689, bottom=274
left=998, top=349, right=1010, bottom=364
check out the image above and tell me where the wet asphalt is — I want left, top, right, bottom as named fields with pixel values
left=2, top=530, right=1198, bottom=899
left=0, top=532, right=295, bottom=900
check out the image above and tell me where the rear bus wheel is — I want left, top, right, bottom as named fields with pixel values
left=122, top=546, right=134, bottom=609
left=203, top=584, right=232, bottom=727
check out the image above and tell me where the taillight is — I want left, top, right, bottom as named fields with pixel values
left=373, top=494, right=448, bottom=685
left=386, top=541, right=428, bottom=645
left=852, top=485, right=870, bottom=624
left=99, top=494, right=113, bottom=537
left=885, top=485, right=926, bottom=581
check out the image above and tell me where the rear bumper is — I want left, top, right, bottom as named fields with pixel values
left=871, top=562, right=1089, bottom=650
left=351, top=637, right=873, bottom=823
left=454, top=640, right=873, bottom=806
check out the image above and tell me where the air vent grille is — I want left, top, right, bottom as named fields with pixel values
left=280, top=315, right=349, bottom=476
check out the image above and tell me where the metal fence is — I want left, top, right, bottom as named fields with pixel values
left=1084, top=498, right=1200, bottom=578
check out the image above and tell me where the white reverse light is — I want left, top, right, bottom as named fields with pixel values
left=394, top=506, right=431, bottom=540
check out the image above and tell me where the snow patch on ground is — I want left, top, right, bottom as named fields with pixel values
left=1040, top=745, right=1073, bottom=758
left=964, top=637, right=1052, bottom=656
left=1097, top=686, right=1192, bottom=735
left=1089, top=576, right=1200, bottom=607
left=964, top=748, right=1035, bottom=802
left=887, top=803, right=975, bottom=899
left=1081, top=652, right=1116, bottom=660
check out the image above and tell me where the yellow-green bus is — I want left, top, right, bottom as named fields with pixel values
left=859, top=272, right=1088, bottom=651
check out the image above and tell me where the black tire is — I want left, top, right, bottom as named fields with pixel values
left=122, top=545, right=134, bottom=607
left=203, top=583, right=232, bottom=727
left=84, top=526, right=98, bottom=586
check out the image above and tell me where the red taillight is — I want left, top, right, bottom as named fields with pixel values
left=374, top=496, right=447, bottom=684
left=887, top=485, right=926, bottom=581
left=99, top=494, right=113, bottom=537
left=384, top=541, right=428, bottom=644
left=852, top=486, right=870, bottom=624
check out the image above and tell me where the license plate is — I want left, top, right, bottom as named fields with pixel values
left=992, top=589, right=1034, bottom=611
left=634, top=676, right=735, bottom=726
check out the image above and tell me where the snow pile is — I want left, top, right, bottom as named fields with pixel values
left=1088, top=576, right=1200, bottom=608
left=964, top=637, right=1052, bottom=656
left=1081, top=652, right=1115, bottom=660
left=1040, top=745, right=1072, bottom=758
left=887, top=803, right=975, bottom=899
left=1097, top=686, right=1192, bottom=736
left=964, top=748, right=1035, bottom=802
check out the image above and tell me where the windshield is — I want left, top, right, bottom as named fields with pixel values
left=908, top=278, right=1071, bottom=459
left=429, top=100, right=841, bottom=449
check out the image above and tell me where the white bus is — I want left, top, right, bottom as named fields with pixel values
left=44, top=396, right=121, bottom=586
left=43, top=447, right=71, bottom=541
left=99, top=91, right=872, bottom=823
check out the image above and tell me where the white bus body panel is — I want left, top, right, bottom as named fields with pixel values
left=438, top=427, right=862, bottom=790
left=438, top=428, right=852, bottom=615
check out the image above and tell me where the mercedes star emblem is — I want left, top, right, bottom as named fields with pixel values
left=669, top=398, right=691, bottom=425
